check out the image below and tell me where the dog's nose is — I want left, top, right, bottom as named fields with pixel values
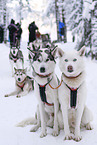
left=18, top=78, right=21, bottom=81
left=40, top=67, right=45, bottom=73
left=67, top=65, right=73, bottom=73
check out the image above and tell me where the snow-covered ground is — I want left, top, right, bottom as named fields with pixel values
left=0, top=41, right=97, bottom=145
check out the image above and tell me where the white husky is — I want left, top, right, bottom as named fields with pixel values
left=25, top=42, right=59, bottom=137
left=57, top=46, right=93, bottom=141
left=9, top=46, right=24, bottom=76
left=4, top=67, right=34, bottom=98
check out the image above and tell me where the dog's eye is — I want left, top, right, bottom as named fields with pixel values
left=64, top=59, right=68, bottom=62
left=38, top=59, right=41, bottom=62
left=20, top=73, right=22, bottom=75
left=73, top=58, right=77, bottom=62
left=16, top=74, right=18, bottom=76
left=45, top=58, right=49, bottom=62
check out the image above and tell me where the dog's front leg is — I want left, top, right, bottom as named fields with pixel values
left=17, top=84, right=29, bottom=97
left=39, top=102, right=47, bottom=138
left=52, top=99, right=59, bottom=136
left=61, top=104, right=72, bottom=140
left=74, top=105, right=84, bottom=142
left=4, top=88, right=21, bottom=97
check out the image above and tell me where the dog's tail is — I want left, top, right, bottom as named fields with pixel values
left=15, top=117, right=37, bottom=127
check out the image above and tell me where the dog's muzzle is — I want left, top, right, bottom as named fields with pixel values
left=40, top=67, right=45, bottom=73
left=67, top=65, right=73, bottom=73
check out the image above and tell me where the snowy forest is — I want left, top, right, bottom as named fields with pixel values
left=0, top=0, right=97, bottom=57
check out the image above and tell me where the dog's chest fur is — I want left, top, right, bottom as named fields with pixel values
left=59, top=72, right=86, bottom=109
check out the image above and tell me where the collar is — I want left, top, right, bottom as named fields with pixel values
left=16, top=77, right=26, bottom=89
left=62, top=72, right=83, bottom=79
left=38, top=77, right=53, bottom=87
left=10, top=53, right=18, bottom=62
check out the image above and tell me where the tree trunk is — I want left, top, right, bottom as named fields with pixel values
left=55, top=0, right=60, bottom=41
left=62, top=0, right=67, bottom=43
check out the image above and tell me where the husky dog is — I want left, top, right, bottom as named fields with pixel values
left=4, top=68, right=34, bottom=98
left=57, top=46, right=93, bottom=141
left=26, top=43, right=59, bottom=137
left=9, top=46, right=24, bottom=76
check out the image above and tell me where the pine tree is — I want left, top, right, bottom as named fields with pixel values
left=0, top=0, right=8, bottom=42
left=91, top=1, right=97, bottom=48
left=65, top=0, right=83, bottom=43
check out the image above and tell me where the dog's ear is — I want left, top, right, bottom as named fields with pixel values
left=51, top=45, right=58, bottom=57
left=57, top=48, right=64, bottom=58
left=14, top=67, right=17, bottom=72
left=78, top=46, right=86, bottom=56
left=24, top=67, right=27, bottom=72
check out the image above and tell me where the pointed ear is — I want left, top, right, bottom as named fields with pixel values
left=51, top=46, right=58, bottom=57
left=24, top=67, right=27, bottom=72
left=14, top=67, right=17, bottom=72
left=23, top=68, right=27, bottom=73
left=57, top=48, right=64, bottom=58
left=78, top=46, right=86, bottom=56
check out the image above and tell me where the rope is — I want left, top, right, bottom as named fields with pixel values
left=49, top=80, right=63, bottom=89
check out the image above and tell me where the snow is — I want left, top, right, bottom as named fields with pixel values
left=0, top=41, right=97, bottom=145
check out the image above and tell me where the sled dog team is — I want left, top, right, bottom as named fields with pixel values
left=5, top=40, right=93, bottom=142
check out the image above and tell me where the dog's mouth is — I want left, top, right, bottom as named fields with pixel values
left=63, top=72, right=83, bottom=79
left=36, top=72, right=52, bottom=78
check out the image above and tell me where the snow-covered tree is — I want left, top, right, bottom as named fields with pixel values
left=42, top=0, right=67, bottom=42
left=0, top=0, right=8, bottom=42
left=65, top=0, right=83, bottom=42
left=91, top=1, right=97, bottom=48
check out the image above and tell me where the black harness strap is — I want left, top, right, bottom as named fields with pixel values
left=65, top=83, right=81, bottom=109
left=38, top=78, right=54, bottom=106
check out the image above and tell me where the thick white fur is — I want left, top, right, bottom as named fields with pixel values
left=9, top=48, right=24, bottom=76
left=57, top=46, right=93, bottom=141
left=4, top=68, right=32, bottom=98
left=28, top=47, right=59, bottom=137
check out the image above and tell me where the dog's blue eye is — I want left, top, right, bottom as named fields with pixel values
left=64, top=59, right=68, bottom=62
left=73, top=58, right=77, bottom=62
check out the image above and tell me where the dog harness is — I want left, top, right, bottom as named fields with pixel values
left=9, top=54, right=18, bottom=63
left=38, top=78, right=54, bottom=106
left=64, top=83, right=81, bottom=109
left=17, top=82, right=25, bottom=91
left=9, top=50, right=23, bottom=63
left=16, top=76, right=34, bottom=91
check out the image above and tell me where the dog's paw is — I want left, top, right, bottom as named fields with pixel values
left=16, top=95, right=21, bottom=98
left=64, top=134, right=72, bottom=140
left=73, top=135, right=82, bottom=142
left=40, top=131, right=47, bottom=138
left=86, top=123, right=93, bottom=130
left=52, top=130, right=59, bottom=137
left=4, top=94, right=9, bottom=97
left=30, top=125, right=39, bottom=132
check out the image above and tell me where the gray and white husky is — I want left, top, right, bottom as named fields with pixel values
left=17, top=42, right=59, bottom=138
left=9, top=46, right=24, bottom=76
left=4, top=67, right=34, bottom=98
left=57, top=46, right=93, bottom=141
